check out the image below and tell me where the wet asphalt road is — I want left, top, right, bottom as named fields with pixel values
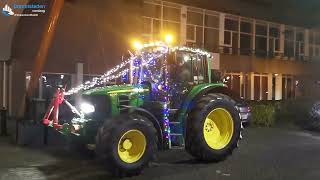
left=1, top=127, right=320, bottom=180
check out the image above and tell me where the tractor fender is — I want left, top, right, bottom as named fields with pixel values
left=177, top=84, right=240, bottom=125
left=194, top=85, right=241, bottom=102
left=125, top=106, right=164, bottom=150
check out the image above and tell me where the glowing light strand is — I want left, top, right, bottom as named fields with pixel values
left=171, top=46, right=213, bottom=58
left=132, top=45, right=171, bottom=146
left=65, top=42, right=210, bottom=96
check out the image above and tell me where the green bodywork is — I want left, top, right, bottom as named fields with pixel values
left=83, top=84, right=149, bottom=116
left=80, top=82, right=225, bottom=124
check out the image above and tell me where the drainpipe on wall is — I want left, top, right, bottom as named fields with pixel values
left=2, top=61, right=7, bottom=109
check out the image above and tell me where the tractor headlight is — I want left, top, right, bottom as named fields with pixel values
left=80, top=103, right=95, bottom=114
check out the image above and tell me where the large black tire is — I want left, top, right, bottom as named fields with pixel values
left=95, top=114, right=157, bottom=177
left=185, top=93, right=241, bottom=162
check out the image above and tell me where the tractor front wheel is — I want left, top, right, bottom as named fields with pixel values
left=186, top=93, right=241, bottom=162
left=95, top=114, right=157, bottom=177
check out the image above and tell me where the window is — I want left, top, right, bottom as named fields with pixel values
left=224, top=73, right=241, bottom=97
left=269, top=25, right=280, bottom=56
left=309, top=46, right=314, bottom=57
left=224, top=18, right=239, bottom=54
left=269, top=27, right=279, bottom=37
left=295, top=30, right=305, bottom=59
left=163, top=6, right=180, bottom=22
left=205, top=15, right=219, bottom=28
left=163, top=21, right=180, bottom=42
left=26, top=72, right=74, bottom=100
left=256, top=24, right=267, bottom=36
left=282, top=75, right=294, bottom=100
left=261, top=76, right=268, bottom=100
left=187, top=11, right=203, bottom=26
left=240, top=21, right=253, bottom=55
left=204, top=28, right=219, bottom=52
left=316, top=33, right=320, bottom=45
left=225, top=18, right=238, bottom=31
left=186, top=25, right=195, bottom=42
left=240, top=34, right=251, bottom=55
left=153, top=20, right=161, bottom=35
left=195, top=26, right=203, bottom=47
left=296, top=31, right=304, bottom=42
left=253, top=74, right=268, bottom=100
left=142, top=18, right=152, bottom=35
left=224, top=31, right=231, bottom=45
left=309, top=32, right=314, bottom=44
left=254, top=76, right=260, bottom=100
left=255, top=23, right=268, bottom=57
left=143, top=3, right=161, bottom=19
left=256, top=36, right=267, bottom=57
left=174, top=52, right=208, bottom=84
left=42, top=73, right=72, bottom=100
left=310, top=32, right=320, bottom=58
left=240, top=21, right=252, bottom=33
left=284, top=28, right=294, bottom=58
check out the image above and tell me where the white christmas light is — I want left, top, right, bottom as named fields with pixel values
left=64, top=42, right=212, bottom=96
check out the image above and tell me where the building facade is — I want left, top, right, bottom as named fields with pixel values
left=1, top=0, right=320, bottom=117
left=140, top=0, right=320, bottom=100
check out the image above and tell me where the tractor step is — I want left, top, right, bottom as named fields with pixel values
left=170, top=133, right=183, bottom=136
left=170, top=145, right=185, bottom=150
left=169, top=121, right=180, bottom=124
left=169, top=108, right=179, bottom=113
left=168, top=121, right=185, bottom=149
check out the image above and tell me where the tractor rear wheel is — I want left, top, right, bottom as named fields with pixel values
left=95, top=114, right=157, bottom=177
left=186, top=93, right=241, bottom=161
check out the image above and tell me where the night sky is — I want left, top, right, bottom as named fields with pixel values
left=169, top=0, right=320, bottom=28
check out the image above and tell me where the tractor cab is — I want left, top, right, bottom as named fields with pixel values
left=128, top=44, right=213, bottom=111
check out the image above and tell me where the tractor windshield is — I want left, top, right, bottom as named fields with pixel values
left=169, top=51, right=209, bottom=85
left=131, top=46, right=167, bottom=85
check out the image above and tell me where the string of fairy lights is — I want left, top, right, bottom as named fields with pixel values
left=65, top=43, right=211, bottom=96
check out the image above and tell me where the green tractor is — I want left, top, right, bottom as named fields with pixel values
left=43, top=43, right=246, bottom=176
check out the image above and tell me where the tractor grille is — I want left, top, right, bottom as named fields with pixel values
left=118, top=95, right=130, bottom=113
left=82, top=95, right=111, bottom=121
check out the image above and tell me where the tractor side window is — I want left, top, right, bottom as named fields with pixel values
left=195, top=55, right=209, bottom=84
left=174, top=53, right=193, bottom=83
left=171, top=52, right=209, bottom=85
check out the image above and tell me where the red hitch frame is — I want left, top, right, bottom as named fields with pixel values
left=42, top=88, right=65, bottom=129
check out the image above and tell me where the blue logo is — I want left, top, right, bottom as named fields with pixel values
left=2, top=4, right=14, bottom=16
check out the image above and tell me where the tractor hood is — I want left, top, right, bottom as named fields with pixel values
left=82, top=84, right=149, bottom=96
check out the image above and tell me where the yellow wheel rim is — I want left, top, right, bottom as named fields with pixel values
left=117, top=129, right=146, bottom=163
left=203, top=108, right=234, bottom=150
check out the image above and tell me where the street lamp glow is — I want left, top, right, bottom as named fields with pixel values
left=132, top=40, right=143, bottom=50
left=165, top=34, right=173, bottom=44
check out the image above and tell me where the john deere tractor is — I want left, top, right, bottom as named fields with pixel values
left=43, top=43, right=246, bottom=176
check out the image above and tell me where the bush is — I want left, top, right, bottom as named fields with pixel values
left=276, top=97, right=320, bottom=129
left=251, top=104, right=276, bottom=127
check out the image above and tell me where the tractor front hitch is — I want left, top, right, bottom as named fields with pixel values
left=42, top=88, right=83, bottom=130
